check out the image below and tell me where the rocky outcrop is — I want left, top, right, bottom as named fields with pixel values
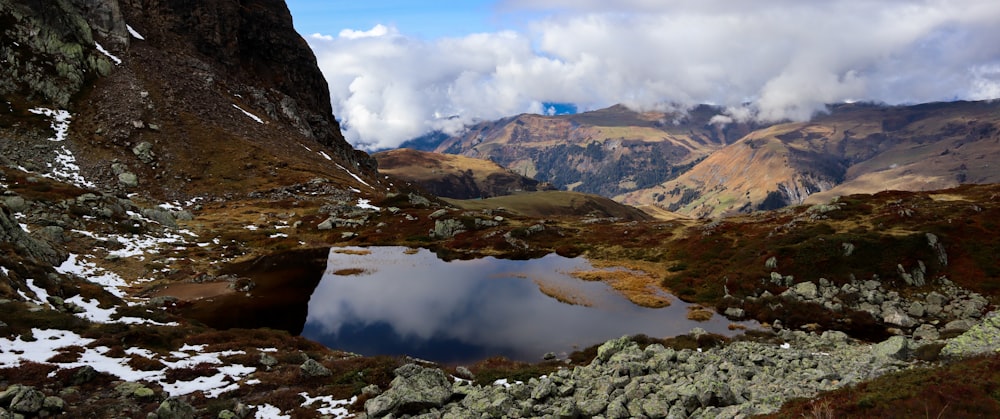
left=0, top=0, right=115, bottom=106
left=363, top=330, right=940, bottom=418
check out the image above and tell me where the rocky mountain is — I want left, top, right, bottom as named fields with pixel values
left=1, top=0, right=378, bottom=202
left=621, top=101, right=1000, bottom=218
left=408, top=104, right=762, bottom=197
left=374, top=148, right=555, bottom=199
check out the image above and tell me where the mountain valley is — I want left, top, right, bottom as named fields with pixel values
left=1, top=1, right=999, bottom=418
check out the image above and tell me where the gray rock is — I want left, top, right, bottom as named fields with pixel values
left=912, top=324, right=940, bottom=341
left=300, top=359, right=332, bottom=377
left=428, top=209, right=448, bottom=219
left=9, top=386, right=44, bottom=414
left=141, top=208, right=177, bottom=228
left=907, top=302, right=926, bottom=318
left=942, top=319, right=978, bottom=335
left=594, top=336, right=636, bottom=364
left=431, top=219, right=466, bottom=239
left=791, top=281, right=818, bottom=300
left=724, top=307, right=745, bottom=319
left=942, top=312, right=1000, bottom=358
left=872, top=336, right=911, bottom=360
left=2, top=196, right=26, bottom=213
left=118, top=172, right=139, bottom=187
left=882, top=306, right=916, bottom=328
left=317, top=218, right=334, bottom=230
left=132, top=141, right=155, bottom=163
left=42, top=396, right=64, bottom=412
left=365, top=364, right=455, bottom=417
left=155, top=397, right=196, bottom=419
left=259, top=353, right=278, bottom=368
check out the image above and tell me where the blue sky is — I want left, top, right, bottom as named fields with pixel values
left=287, top=1, right=1000, bottom=150
left=286, top=0, right=503, bottom=39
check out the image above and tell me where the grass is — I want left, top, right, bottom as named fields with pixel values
left=761, top=353, right=1000, bottom=418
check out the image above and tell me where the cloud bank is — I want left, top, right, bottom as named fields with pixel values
left=307, top=0, right=1000, bottom=150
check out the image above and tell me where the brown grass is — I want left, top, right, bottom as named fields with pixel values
left=532, top=279, right=593, bottom=307
left=686, top=305, right=714, bottom=322
left=570, top=267, right=671, bottom=308
left=333, top=249, right=372, bottom=255
left=332, top=268, right=367, bottom=276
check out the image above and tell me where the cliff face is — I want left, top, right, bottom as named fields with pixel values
left=1, top=0, right=377, bottom=200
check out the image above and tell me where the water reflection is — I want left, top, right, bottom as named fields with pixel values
left=303, top=247, right=748, bottom=364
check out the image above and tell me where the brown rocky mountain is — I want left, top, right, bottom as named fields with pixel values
left=374, top=148, right=554, bottom=199
left=1, top=0, right=379, bottom=201
left=413, top=104, right=762, bottom=197
left=621, top=101, right=1000, bottom=218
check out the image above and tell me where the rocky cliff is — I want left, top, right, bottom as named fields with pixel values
left=1, top=0, right=378, bottom=200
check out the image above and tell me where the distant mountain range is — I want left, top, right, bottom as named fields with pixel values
left=397, top=101, right=1000, bottom=218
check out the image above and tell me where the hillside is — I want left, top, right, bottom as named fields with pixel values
left=620, top=101, right=1000, bottom=217
left=373, top=148, right=554, bottom=199
left=410, top=104, right=762, bottom=197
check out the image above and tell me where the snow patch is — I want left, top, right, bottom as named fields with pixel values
left=94, top=42, right=122, bottom=65
left=356, top=198, right=380, bottom=211
left=319, top=151, right=333, bottom=161
left=253, top=404, right=290, bottom=419
left=126, top=24, right=145, bottom=40
left=336, top=164, right=371, bottom=188
left=27, top=108, right=71, bottom=141
left=232, top=104, right=264, bottom=124
left=300, top=393, right=356, bottom=417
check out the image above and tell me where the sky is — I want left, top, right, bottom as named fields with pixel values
left=286, top=0, right=1000, bottom=150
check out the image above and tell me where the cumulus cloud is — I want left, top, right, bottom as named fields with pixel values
left=307, top=0, right=1000, bottom=150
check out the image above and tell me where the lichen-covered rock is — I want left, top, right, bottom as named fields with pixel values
left=872, top=336, right=912, bottom=360
left=365, top=364, right=455, bottom=417
left=941, top=312, right=1000, bottom=358
left=299, top=359, right=332, bottom=377
left=154, top=397, right=196, bottom=419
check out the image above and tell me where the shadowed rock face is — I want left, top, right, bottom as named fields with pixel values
left=118, top=0, right=368, bottom=164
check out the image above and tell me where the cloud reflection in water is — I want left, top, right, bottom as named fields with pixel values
left=303, top=247, right=743, bottom=363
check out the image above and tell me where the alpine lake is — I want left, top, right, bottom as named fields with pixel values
left=299, top=246, right=753, bottom=365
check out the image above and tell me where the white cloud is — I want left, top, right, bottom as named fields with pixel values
left=307, top=0, right=1000, bottom=149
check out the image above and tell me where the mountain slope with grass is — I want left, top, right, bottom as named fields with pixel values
left=408, top=104, right=762, bottom=197
left=373, top=148, right=555, bottom=199
left=620, top=101, right=1000, bottom=218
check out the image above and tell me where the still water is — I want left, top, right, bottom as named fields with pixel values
left=302, top=247, right=747, bottom=364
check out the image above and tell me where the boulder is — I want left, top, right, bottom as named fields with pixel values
left=872, top=336, right=911, bottom=360
left=941, top=312, right=1000, bottom=358
left=154, top=397, right=196, bottom=419
left=10, top=386, right=44, bottom=414
left=299, top=359, right=332, bottom=377
left=365, top=364, right=455, bottom=417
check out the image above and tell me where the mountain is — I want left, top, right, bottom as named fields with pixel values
left=1, top=0, right=378, bottom=202
left=621, top=101, right=1000, bottom=218
left=373, top=148, right=554, bottom=199
left=412, top=104, right=763, bottom=197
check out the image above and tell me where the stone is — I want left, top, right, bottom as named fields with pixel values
left=941, top=312, right=1000, bottom=358
left=155, top=397, right=196, bottom=419
left=594, top=336, right=636, bottom=364
left=431, top=219, right=466, bottom=239
left=300, top=359, right=332, bottom=377
left=2, top=196, right=27, bottom=213
left=141, top=208, right=177, bottom=228
left=428, top=209, right=448, bottom=219
left=365, top=364, right=455, bottom=417
left=724, top=307, right=745, bottom=319
left=118, top=172, right=139, bottom=187
left=882, top=306, right=917, bottom=328
left=317, top=218, right=334, bottom=230
left=907, top=302, right=926, bottom=318
left=872, top=336, right=911, bottom=360
left=41, top=396, right=64, bottom=412
left=792, top=281, right=819, bottom=300
left=942, top=319, right=977, bottom=335
left=9, top=386, right=44, bottom=414
left=912, top=324, right=940, bottom=341
left=132, top=141, right=155, bottom=163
